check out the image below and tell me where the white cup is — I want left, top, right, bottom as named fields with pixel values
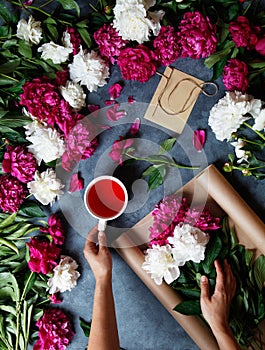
left=84, top=175, right=128, bottom=231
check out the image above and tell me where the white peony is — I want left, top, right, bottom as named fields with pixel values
left=69, top=47, right=109, bottom=92
left=230, top=138, right=249, bottom=164
left=24, top=119, right=65, bottom=164
left=16, top=15, right=42, bottom=45
left=253, top=108, right=265, bottom=131
left=59, top=81, right=86, bottom=111
left=142, top=244, right=180, bottom=285
left=38, top=42, right=73, bottom=64
left=113, top=0, right=163, bottom=44
left=48, top=256, right=80, bottom=294
left=208, top=91, right=262, bottom=141
left=28, top=168, right=64, bottom=206
left=168, top=224, right=209, bottom=265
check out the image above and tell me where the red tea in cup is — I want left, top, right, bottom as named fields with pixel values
left=84, top=176, right=128, bottom=230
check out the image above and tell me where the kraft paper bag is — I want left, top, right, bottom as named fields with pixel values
left=144, top=67, right=217, bottom=134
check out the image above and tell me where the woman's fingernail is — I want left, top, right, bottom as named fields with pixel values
left=201, top=276, right=207, bottom=283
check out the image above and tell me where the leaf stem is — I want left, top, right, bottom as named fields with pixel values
left=0, top=73, right=19, bottom=82
left=243, top=122, right=265, bottom=142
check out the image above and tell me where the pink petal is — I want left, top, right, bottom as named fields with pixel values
left=87, top=104, right=100, bottom=113
left=68, top=173, right=84, bottom=193
left=108, top=83, right=123, bottom=100
left=104, top=99, right=116, bottom=106
left=105, top=103, right=127, bottom=121
left=128, top=95, right=135, bottom=104
left=192, top=129, right=206, bottom=152
left=129, top=118, right=141, bottom=136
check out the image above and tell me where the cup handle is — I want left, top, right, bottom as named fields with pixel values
left=98, top=219, right=107, bottom=232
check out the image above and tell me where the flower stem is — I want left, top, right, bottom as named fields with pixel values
left=243, top=122, right=265, bottom=141
left=243, top=0, right=255, bottom=15
left=239, top=137, right=265, bottom=147
left=125, top=153, right=199, bottom=170
left=0, top=73, right=19, bottom=82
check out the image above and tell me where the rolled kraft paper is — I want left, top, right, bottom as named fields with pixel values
left=196, top=165, right=265, bottom=256
left=114, top=233, right=219, bottom=350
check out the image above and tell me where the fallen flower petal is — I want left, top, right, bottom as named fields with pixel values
left=108, top=83, right=123, bottom=99
left=128, top=95, right=135, bottom=104
left=192, top=129, right=206, bottom=152
left=104, top=99, right=117, bottom=106
left=130, top=118, right=141, bottom=136
left=105, top=103, right=127, bottom=121
left=68, top=173, right=84, bottom=193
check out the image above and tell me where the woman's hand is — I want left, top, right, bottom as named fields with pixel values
left=83, top=225, right=112, bottom=283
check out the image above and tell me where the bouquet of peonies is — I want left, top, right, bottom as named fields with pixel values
left=142, top=194, right=265, bottom=349
left=208, top=90, right=265, bottom=179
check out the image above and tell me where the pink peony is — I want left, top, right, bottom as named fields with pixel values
left=149, top=195, right=221, bottom=247
left=0, top=174, right=27, bottom=213
left=62, top=119, right=98, bottom=171
left=109, top=136, right=134, bottom=165
left=94, top=23, right=128, bottom=64
left=256, top=36, right=265, bottom=56
left=20, top=77, right=61, bottom=126
left=66, top=26, right=81, bottom=55
left=56, top=99, right=83, bottom=136
left=49, top=293, right=62, bottom=304
left=2, top=145, right=37, bottom=183
left=26, top=237, right=61, bottom=274
left=68, top=173, right=84, bottom=193
left=117, top=45, right=158, bottom=83
left=54, top=69, right=69, bottom=87
left=40, top=213, right=65, bottom=246
left=153, top=26, right=181, bottom=66
left=33, top=308, right=74, bottom=350
left=229, top=16, right=260, bottom=49
left=178, top=11, right=217, bottom=59
left=222, top=58, right=248, bottom=92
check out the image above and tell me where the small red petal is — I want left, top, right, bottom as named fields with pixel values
left=192, top=129, right=206, bottom=152
left=68, top=173, right=84, bottom=193
left=128, top=96, right=135, bottom=104
left=130, top=118, right=141, bottom=136
left=105, top=103, right=127, bottom=121
left=104, top=99, right=116, bottom=106
left=108, top=83, right=123, bottom=100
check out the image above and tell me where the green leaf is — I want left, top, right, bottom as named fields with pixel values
left=0, top=59, right=21, bottom=74
left=0, top=117, right=30, bottom=128
left=174, top=300, right=201, bottom=315
left=56, top=0, right=80, bottom=16
left=142, top=164, right=166, bottom=190
left=0, top=4, right=12, bottom=23
left=79, top=317, right=91, bottom=337
left=18, top=40, right=32, bottom=59
left=0, top=238, right=18, bottom=254
left=253, top=255, right=265, bottom=291
left=204, top=41, right=235, bottom=69
left=0, top=212, right=17, bottom=228
left=77, top=27, right=92, bottom=48
left=202, top=234, right=222, bottom=274
left=18, top=202, right=46, bottom=218
left=158, top=138, right=176, bottom=154
left=0, top=305, right=16, bottom=316
left=0, top=272, right=20, bottom=302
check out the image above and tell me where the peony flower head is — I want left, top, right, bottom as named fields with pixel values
left=109, top=136, right=134, bottom=165
left=47, top=256, right=80, bottom=294
left=59, top=81, right=86, bottom=111
left=178, top=11, right=217, bottom=59
left=69, top=47, right=109, bottom=92
left=27, top=169, right=64, bottom=206
left=208, top=91, right=261, bottom=141
left=113, top=0, right=162, bottom=44
left=40, top=213, right=65, bottom=245
left=153, top=25, right=181, bottom=66
left=38, top=42, right=73, bottom=64
left=229, top=16, right=260, bottom=50
left=222, top=58, right=248, bottom=93
left=33, top=307, right=74, bottom=350
left=16, top=15, right=42, bottom=45
left=62, top=118, right=98, bottom=171
left=117, top=45, right=157, bottom=82
left=256, top=36, right=265, bottom=56
left=2, top=145, right=37, bottom=183
left=24, top=119, right=65, bottom=164
left=0, top=174, right=28, bottom=213
left=20, top=76, right=61, bottom=126
left=94, top=23, right=128, bottom=64
left=168, top=223, right=209, bottom=265
left=142, top=244, right=180, bottom=285
left=65, top=27, right=81, bottom=55
left=27, top=237, right=61, bottom=274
